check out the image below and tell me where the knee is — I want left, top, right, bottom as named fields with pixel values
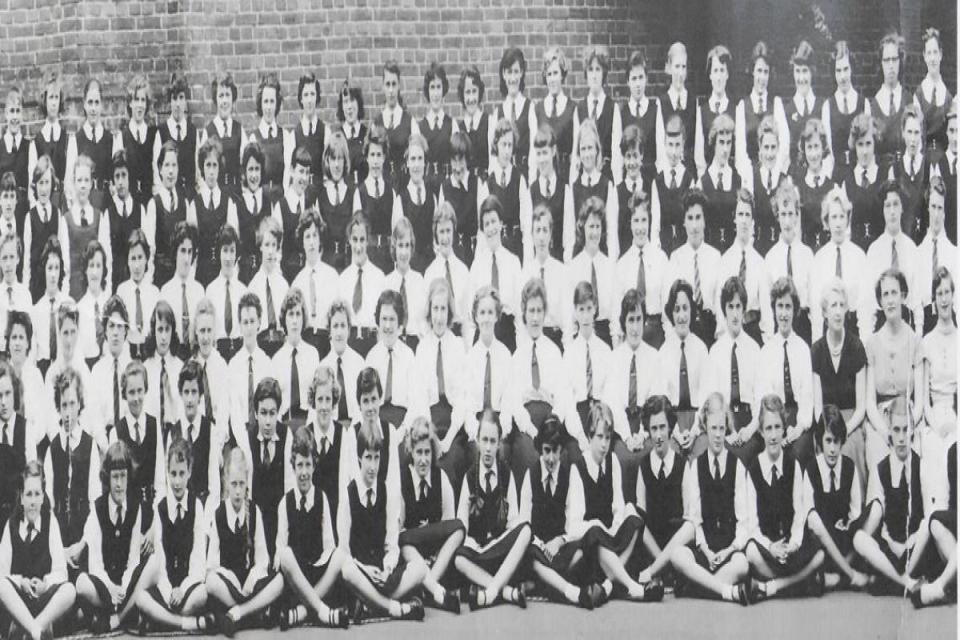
left=57, top=582, right=77, bottom=604
left=744, top=542, right=762, bottom=565
left=516, top=523, right=532, bottom=545
left=669, top=545, right=693, bottom=564
left=278, top=547, right=296, bottom=573
left=730, top=552, right=750, bottom=575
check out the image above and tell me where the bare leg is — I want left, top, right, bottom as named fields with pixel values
left=34, top=583, right=77, bottom=639
left=230, top=574, right=285, bottom=622
left=806, top=512, right=868, bottom=585
left=340, top=557, right=412, bottom=617
left=0, top=578, right=45, bottom=638
left=921, top=521, right=957, bottom=604
left=278, top=547, right=335, bottom=621
left=745, top=542, right=777, bottom=580
left=639, top=522, right=694, bottom=582
left=669, top=546, right=744, bottom=600
left=532, top=552, right=585, bottom=605
left=904, top=525, right=932, bottom=577
left=454, top=525, right=532, bottom=605
left=179, top=584, right=208, bottom=615
left=765, top=550, right=824, bottom=597
left=206, top=572, right=239, bottom=609
left=389, top=558, right=428, bottom=600
left=598, top=531, right=647, bottom=597
left=853, top=531, right=916, bottom=589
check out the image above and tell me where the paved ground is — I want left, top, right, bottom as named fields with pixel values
left=70, top=593, right=955, bottom=640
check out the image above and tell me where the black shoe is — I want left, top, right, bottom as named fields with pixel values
left=90, top=613, right=111, bottom=635
left=351, top=599, right=367, bottom=624
left=910, top=581, right=927, bottom=609
left=735, top=582, right=750, bottom=606
left=467, top=585, right=483, bottom=611
left=278, top=608, right=294, bottom=631
left=40, top=625, right=54, bottom=640
left=439, top=590, right=461, bottom=614
left=808, top=571, right=825, bottom=598
left=399, top=597, right=425, bottom=621
left=642, top=579, right=664, bottom=602
left=329, top=606, right=350, bottom=629
left=749, top=580, right=768, bottom=604
left=510, top=585, right=527, bottom=609
left=577, top=586, right=595, bottom=610
left=590, top=583, right=609, bottom=608
left=221, top=611, right=238, bottom=638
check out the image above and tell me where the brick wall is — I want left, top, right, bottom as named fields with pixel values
left=0, top=0, right=953, bottom=136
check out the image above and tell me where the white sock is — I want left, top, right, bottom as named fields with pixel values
left=431, top=585, right=446, bottom=603
left=389, top=600, right=403, bottom=617
left=564, top=585, right=580, bottom=602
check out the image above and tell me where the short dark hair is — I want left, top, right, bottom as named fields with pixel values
left=356, top=367, right=382, bottom=404
left=458, top=65, right=485, bottom=106
left=534, top=414, right=567, bottom=451
left=253, top=377, right=282, bottom=411
left=665, top=279, right=694, bottom=325
left=376, top=288, right=406, bottom=327
left=178, top=359, right=203, bottom=394
left=619, top=288, right=645, bottom=332
left=720, top=276, right=748, bottom=311
left=816, top=404, right=848, bottom=445
left=641, top=395, right=677, bottom=433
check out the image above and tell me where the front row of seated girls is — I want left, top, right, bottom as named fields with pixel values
left=0, top=378, right=956, bottom=639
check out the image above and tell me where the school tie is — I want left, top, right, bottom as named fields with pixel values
left=888, top=91, right=894, bottom=117
left=80, top=213, right=89, bottom=227
left=545, top=474, right=553, bottom=496
left=177, top=502, right=184, bottom=523
left=133, top=421, right=141, bottom=446
left=262, top=441, right=271, bottom=466
left=337, top=357, right=348, bottom=419
left=445, top=259, right=455, bottom=309
left=730, top=342, right=741, bottom=405
left=388, top=111, right=395, bottom=130
left=835, top=246, right=842, bottom=278
left=933, top=239, right=939, bottom=274
left=539, top=265, right=545, bottom=284
left=309, top=269, right=318, bottom=325
left=187, top=423, right=194, bottom=446
left=353, top=267, right=363, bottom=314
left=491, top=253, right=499, bottom=291
left=26, top=521, right=35, bottom=542
left=657, top=459, right=666, bottom=482
left=117, top=504, right=124, bottom=526
left=248, top=356, right=255, bottom=425
left=597, top=461, right=606, bottom=485
left=771, top=464, right=779, bottom=485
left=783, top=341, right=795, bottom=405
left=234, top=516, right=242, bottom=533
left=590, top=261, right=598, bottom=297
left=513, top=100, right=520, bottom=123
left=416, top=185, right=423, bottom=207
left=1, top=422, right=7, bottom=446
left=120, top=200, right=127, bottom=219
left=738, top=249, right=747, bottom=287
left=531, top=341, right=541, bottom=390
left=485, top=470, right=494, bottom=494
left=134, top=287, right=144, bottom=334
left=670, top=168, right=677, bottom=191
left=202, top=363, right=213, bottom=421
left=94, top=300, right=103, bottom=349
left=636, top=248, right=646, bottom=312
left=176, top=123, right=183, bottom=142
left=419, top=479, right=428, bottom=501
left=373, top=177, right=381, bottom=199
left=842, top=93, right=849, bottom=115
left=181, top=283, right=190, bottom=339
left=891, top=238, right=899, bottom=270
left=713, top=456, right=721, bottom=480
left=679, top=341, right=691, bottom=408
left=693, top=253, right=702, bottom=306
left=253, top=192, right=259, bottom=214
left=49, top=298, right=58, bottom=360
left=786, top=244, right=793, bottom=278
left=290, top=347, right=300, bottom=412
left=400, top=276, right=408, bottom=323
left=482, top=351, right=492, bottom=409
left=224, top=280, right=233, bottom=336
left=320, top=436, right=328, bottom=457
left=113, top=357, right=121, bottom=427
left=299, top=493, right=306, bottom=512
left=265, top=278, right=277, bottom=328
left=585, top=343, right=593, bottom=399
left=385, top=348, right=394, bottom=403
left=366, top=488, right=374, bottom=509
left=907, top=155, right=915, bottom=180
left=500, top=169, right=507, bottom=189
left=932, top=85, right=939, bottom=106
left=829, top=468, right=837, bottom=493
left=628, top=352, right=638, bottom=410
left=436, top=343, right=446, bottom=399
left=160, top=358, right=169, bottom=426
